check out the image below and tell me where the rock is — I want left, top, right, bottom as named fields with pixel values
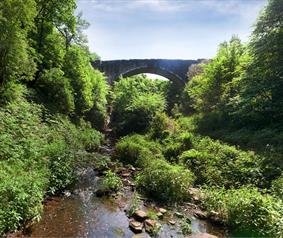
left=194, top=210, right=208, bottom=219
left=129, top=220, right=143, bottom=233
left=134, top=210, right=148, bottom=221
left=130, top=166, right=136, bottom=172
left=187, top=233, right=218, bottom=238
left=145, top=219, right=157, bottom=227
left=192, top=195, right=200, bottom=202
left=156, top=212, right=163, bottom=218
left=168, top=220, right=176, bottom=225
left=174, top=212, right=184, bottom=218
left=132, top=233, right=151, bottom=238
left=63, top=191, right=71, bottom=197
left=144, top=219, right=157, bottom=233
left=158, top=208, right=167, bottom=214
left=188, top=187, right=199, bottom=195
left=121, top=172, right=131, bottom=177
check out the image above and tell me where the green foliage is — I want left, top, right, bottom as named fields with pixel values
left=136, top=159, right=195, bottom=203
left=179, top=136, right=263, bottom=187
left=115, top=134, right=163, bottom=167
left=186, top=36, right=246, bottom=114
left=63, top=46, right=104, bottom=115
left=37, top=68, right=75, bottom=114
left=149, top=112, right=177, bottom=140
left=180, top=218, right=192, bottom=235
left=162, top=132, right=193, bottom=163
left=0, top=0, right=37, bottom=87
left=112, top=75, right=166, bottom=135
left=202, top=187, right=283, bottom=237
left=271, top=174, right=283, bottom=200
left=234, top=0, right=283, bottom=125
left=0, top=98, right=102, bottom=234
left=100, top=170, right=122, bottom=192
left=128, top=191, right=141, bottom=217
left=0, top=160, right=48, bottom=234
left=45, top=140, right=75, bottom=194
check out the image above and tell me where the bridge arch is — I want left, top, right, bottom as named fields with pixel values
left=120, top=66, right=184, bottom=85
left=92, top=59, right=202, bottom=85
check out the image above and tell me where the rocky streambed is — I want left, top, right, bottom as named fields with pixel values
left=8, top=162, right=227, bottom=238
left=7, top=135, right=227, bottom=238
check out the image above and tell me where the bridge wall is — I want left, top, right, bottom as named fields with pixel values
left=92, top=59, right=202, bottom=84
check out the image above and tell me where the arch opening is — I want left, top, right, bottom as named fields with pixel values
left=120, top=66, right=185, bottom=86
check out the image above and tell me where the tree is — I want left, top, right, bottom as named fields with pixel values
left=0, top=0, right=37, bottom=87
left=235, top=0, right=283, bottom=126
left=186, top=36, right=246, bottom=114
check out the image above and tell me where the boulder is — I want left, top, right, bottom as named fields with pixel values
left=168, top=220, right=176, bottom=225
left=129, top=220, right=143, bottom=233
left=134, top=210, right=148, bottom=221
left=144, top=219, right=157, bottom=233
left=158, top=208, right=167, bottom=214
left=194, top=210, right=208, bottom=219
left=174, top=212, right=184, bottom=218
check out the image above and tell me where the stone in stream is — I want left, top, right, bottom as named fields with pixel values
left=168, top=220, right=176, bottom=225
left=174, top=211, right=184, bottom=218
left=144, top=219, right=160, bottom=234
left=158, top=208, right=167, bottom=214
left=187, top=233, right=218, bottom=238
left=194, top=209, right=208, bottom=219
left=121, top=172, right=131, bottom=177
left=156, top=212, right=163, bottom=219
left=133, top=210, right=148, bottom=221
left=129, top=220, right=143, bottom=233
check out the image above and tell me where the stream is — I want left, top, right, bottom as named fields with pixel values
left=9, top=168, right=227, bottom=238
left=8, top=139, right=227, bottom=238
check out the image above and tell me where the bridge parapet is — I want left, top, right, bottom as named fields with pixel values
left=92, top=59, right=203, bottom=84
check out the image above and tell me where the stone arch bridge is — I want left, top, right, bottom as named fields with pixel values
left=92, top=59, right=202, bottom=85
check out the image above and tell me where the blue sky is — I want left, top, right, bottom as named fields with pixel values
left=76, top=0, right=267, bottom=60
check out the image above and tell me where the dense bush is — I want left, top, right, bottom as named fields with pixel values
left=162, top=132, right=193, bottom=163
left=271, top=174, right=283, bottom=200
left=36, top=68, right=75, bottom=114
left=136, top=159, right=195, bottom=202
left=0, top=98, right=102, bottom=234
left=115, top=134, right=163, bottom=167
left=112, top=75, right=166, bottom=135
left=179, top=136, right=263, bottom=187
left=202, top=187, right=283, bottom=237
left=149, top=112, right=177, bottom=140
left=100, top=171, right=122, bottom=192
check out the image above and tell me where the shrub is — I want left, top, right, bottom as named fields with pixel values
left=36, top=68, right=75, bottom=114
left=45, top=140, right=75, bottom=194
left=100, top=171, right=122, bottom=192
left=149, top=112, right=177, bottom=140
left=0, top=160, right=48, bottom=235
left=136, top=159, right=195, bottom=202
left=271, top=174, right=283, bottom=200
left=162, top=132, right=193, bottom=163
left=179, top=136, right=263, bottom=187
left=0, top=98, right=102, bottom=234
left=115, top=134, right=163, bottom=167
left=112, top=75, right=167, bottom=136
left=202, top=187, right=283, bottom=237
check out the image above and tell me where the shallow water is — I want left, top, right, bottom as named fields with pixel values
left=9, top=167, right=226, bottom=238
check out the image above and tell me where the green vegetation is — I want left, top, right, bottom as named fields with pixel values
left=100, top=170, right=122, bottom=193
left=136, top=159, right=195, bottom=202
left=1, top=0, right=283, bottom=237
left=202, top=187, right=283, bottom=237
left=112, top=75, right=167, bottom=135
left=0, top=0, right=106, bottom=235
